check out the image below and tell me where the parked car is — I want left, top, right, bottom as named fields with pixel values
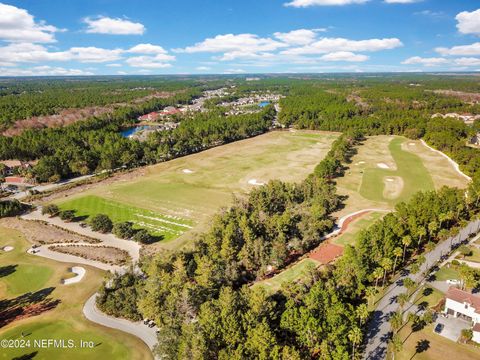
left=434, top=323, right=444, bottom=334
left=446, top=279, right=461, bottom=285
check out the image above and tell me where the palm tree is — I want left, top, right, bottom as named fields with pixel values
left=365, top=286, right=377, bottom=307
left=402, top=235, right=412, bottom=262
left=417, top=227, right=427, bottom=250
left=392, top=247, right=403, bottom=273
left=390, top=334, right=403, bottom=359
left=390, top=311, right=403, bottom=334
left=348, top=326, right=362, bottom=360
left=373, top=267, right=383, bottom=288
left=403, top=278, right=416, bottom=295
left=381, top=258, right=393, bottom=287
left=356, top=303, right=369, bottom=326
left=428, top=221, right=438, bottom=240
left=397, top=292, right=409, bottom=310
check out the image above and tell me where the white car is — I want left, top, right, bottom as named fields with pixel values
left=446, top=279, right=461, bottom=285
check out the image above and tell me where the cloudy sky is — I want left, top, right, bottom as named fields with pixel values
left=0, top=0, right=479, bottom=76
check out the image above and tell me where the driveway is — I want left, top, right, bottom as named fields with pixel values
left=434, top=315, right=470, bottom=342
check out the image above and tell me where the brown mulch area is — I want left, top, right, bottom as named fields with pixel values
left=309, top=243, right=344, bottom=264
left=338, top=210, right=371, bottom=235
left=0, top=218, right=99, bottom=244
left=50, top=245, right=130, bottom=265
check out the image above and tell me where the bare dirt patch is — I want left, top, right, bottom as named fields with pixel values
left=0, top=218, right=99, bottom=245
left=49, top=245, right=130, bottom=265
left=432, top=89, right=480, bottom=104
left=383, top=176, right=404, bottom=200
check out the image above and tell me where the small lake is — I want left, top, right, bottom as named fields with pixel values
left=258, top=101, right=270, bottom=108
left=120, top=125, right=152, bottom=138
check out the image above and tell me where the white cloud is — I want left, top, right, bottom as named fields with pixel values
left=0, top=3, right=61, bottom=43
left=177, top=33, right=286, bottom=55
left=68, top=47, right=123, bottom=63
left=384, top=0, right=421, bottom=3
left=83, top=16, right=145, bottom=35
left=0, top=66, right=94, bottom=76
left=436, top=42, right=480, bottom=56
left=127, top=43, right=167, bottom=54
left=456, top=9, right=480, bottom=36
left=282, top=37, right=403, bottom=55
left=273, top=29, right=321, bottom=45
left=454, top=57, right=480, bottom=67
left=117, top=71, right=128, bottom=75
left=320, top=51, right=369, bottom=62
left=401, top=56, right=449, bottom=66
left=223, top=69, right=246, bottom=74
left=125, top=55, right=173, bottom=68
left=196, top=66, right=211, bottom=71
left=284, top=0, right=369, bottom=7
left=106, top=63, right=122, bottom=67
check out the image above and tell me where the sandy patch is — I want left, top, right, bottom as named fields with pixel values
left=2, top=246, right=13, bottom=252
left=408, top=142, right=416, bottom=146
left=383, top=176, right=404, bottom=200
left=182, top=169, right=194, bottom=174
left=377, top=163, right=390, bottom=169
left=62, top=266, right=86, bottom=285
left=248, top=179, right=265, bottom=186
left=355, top=161, right=366, bottom=166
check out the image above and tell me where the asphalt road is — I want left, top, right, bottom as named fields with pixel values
left=363, top=219, right=480, bottom=360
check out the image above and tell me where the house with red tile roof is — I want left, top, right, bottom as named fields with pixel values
left=444, top=286, right=480, bottom=343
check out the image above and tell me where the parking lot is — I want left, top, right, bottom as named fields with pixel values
left=434, top=315, right=471, bottom=342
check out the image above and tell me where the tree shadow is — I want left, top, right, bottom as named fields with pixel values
left=0, top=265, right=17, bottom=278
left=12, top=352, right=38, bottom=360
left=73, top=215, right=89, bottom=222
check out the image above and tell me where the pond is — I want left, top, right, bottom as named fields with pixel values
left=258, top=101, right=270, bottom=108
left=120, top=125, right=152, bottom=138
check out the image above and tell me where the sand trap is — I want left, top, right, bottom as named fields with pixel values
left=377, top=163, right=390, bottom=169
left=62, top=266, right=86, bottom=285
left=182, top=169, right=194, bottom=174
left=248, top=179, right=265, bottom=186
left=2, top=246, right=13, bottom=252
left=408, top=142, right=416, bottom=146
left=383, top=176, right=404, bottom=200
left=355, top=161, right=366, bottom=166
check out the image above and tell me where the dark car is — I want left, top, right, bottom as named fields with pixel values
left=434, top=323, right=444, bottom=334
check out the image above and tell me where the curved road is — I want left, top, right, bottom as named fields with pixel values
left=83, top=294, right=158, bottom=352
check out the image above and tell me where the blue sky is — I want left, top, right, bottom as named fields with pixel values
left=0, top=0, right=479, bottom=75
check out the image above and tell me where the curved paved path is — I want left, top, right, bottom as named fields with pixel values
left=83, top=294, right=158, bottom=352
left=22, top=208, right=140, bottom=262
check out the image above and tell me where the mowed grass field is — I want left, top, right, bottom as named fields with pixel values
left=332, top=211, right=386, bottom=247
left=253, top=258, right=320, bottom=292
left=335, top=136, right=469, bottom=218
left=0, top=227, right=152, bottom=360
left=54, top=131, right=339, bottom=249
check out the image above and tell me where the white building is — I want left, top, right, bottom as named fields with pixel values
left=444, top=286, right=480, bottom=343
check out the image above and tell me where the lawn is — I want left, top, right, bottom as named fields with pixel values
left=395, top=322, right=480, bottom=360
left=434, top=266, right=460, bottom=281
left=53, top=131, right=338, bottom=249
left=253, top=258, right=321, bottom=292
left=359, top=137, right=434, bottom=204
left=0, top=226, right=152, bottom=360
left=463, top=247, right=480, bottom=263
left=412, top=286, right=444, bottom=309
left=332, top=211, right=386, bottom=246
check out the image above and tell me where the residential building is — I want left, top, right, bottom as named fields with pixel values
left=444, top=286, right=480, bottom=343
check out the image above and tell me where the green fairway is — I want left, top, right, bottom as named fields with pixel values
left=0, top=226, right=152, bottom=360
left=333, top=211, right=386, bottom=246
left=0, top=321, right=133, bottom=360
left=2, top=264, right=53, bottom=297
left=58, top=195, right=193, bottom=242
left=253, top=258, right=320, bottom=292
left=53, top=131, right=338, bottom=248
left=359, top=137, right=434, bottom=204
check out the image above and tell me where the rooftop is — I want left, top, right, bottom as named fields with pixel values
left=446, top=286, right=480, bottom=313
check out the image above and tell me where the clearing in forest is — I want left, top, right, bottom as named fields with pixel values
left=55, top=131, right=339, bottom=249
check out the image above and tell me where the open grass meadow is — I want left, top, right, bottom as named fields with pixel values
left=253, top=258, right=321, bottom=292
left=54, top=130, right=339, bottom=248
left=0, top=226, right=152, bottom=360
left=332, top=211, right=386, bottom=247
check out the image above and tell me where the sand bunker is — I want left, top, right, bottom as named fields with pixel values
left=248, top=179, right=265, bottom=186
left=377, top=163, right=390, bottom=169
left=383, top=176, right=404, bottom=200
left=62, top=266, right=86, bottom=285
left=408, top=142, right=416, bottom=146
left=355, top=161, right=366, bottom=166
left=2, top=246, right=13, bottom=252
left=182, top=169, right=194, bottom=174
